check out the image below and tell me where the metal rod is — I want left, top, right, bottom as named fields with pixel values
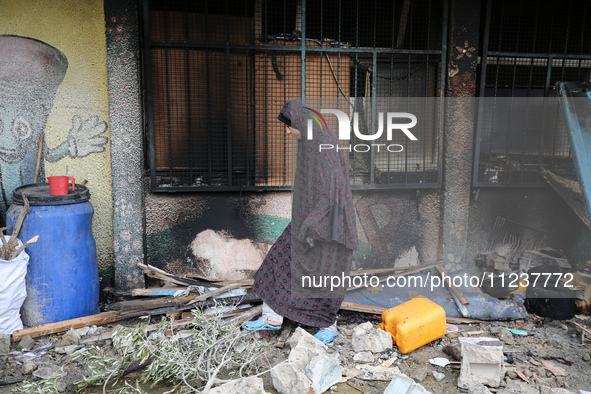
left=143, top=0, right=158, bottom=191
left=370, top=51, right=377, bottom=185
left=151, top=41, right=445, bottom=55
left=301, top=0, right=306, bottom=101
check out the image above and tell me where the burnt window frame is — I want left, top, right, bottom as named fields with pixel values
left=142, top=0, right=448, bottom=192
left=473, top=0, right=591, bottom=187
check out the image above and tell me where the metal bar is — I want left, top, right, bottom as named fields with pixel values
left=143, top=0, right=158, bottom=191
left=486, top=52, right=591, bottom=60
left=370, top=51, right=377, bottom=185
left=472, top=181, right=547, bottom=188
left=564, top=0, right=572, bottom=55
left=184, top=2, right=194, bottom=184
left=150, top=182, right=443, bottom=193
left=473, top=0, right=492, bottom=185
left=301, top=0, right=306, bottom=101
left=437, top=0, right=448, bottom=186
left=150, top=41, right=445, bottom=54
left=225, top=23, right=233, bottom=186
left=205, top=2, right=212, bottom=181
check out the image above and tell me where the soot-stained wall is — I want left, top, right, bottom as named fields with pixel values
left=467, top=188, right=591, bottom=268
left=144, top=181, right=444, bottom=275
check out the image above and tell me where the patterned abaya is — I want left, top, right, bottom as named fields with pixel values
left=252, top=99, right=358, bottom=328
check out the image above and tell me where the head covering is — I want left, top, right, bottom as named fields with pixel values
left=279, top=99, right=358, bottom=251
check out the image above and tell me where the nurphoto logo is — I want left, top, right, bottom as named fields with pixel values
left=305, top=108, right=418, bottom=152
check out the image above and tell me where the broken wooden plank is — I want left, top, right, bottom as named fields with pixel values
left=349, top=261, right=445, bottom=277
left=132, top=288, right=187, bottom=297
left=515, top=368, right=530, bottom=384
left=571, top=320, right=591, bottom=337
left=225, top=305, right=263, bottom=326
left=109, top=295, right=196, bottom=311
left=340, top=302, right=386, bottom=314
left=444, top=316, right=483, bottom=324
left=12, top=309, right=149, bottom=341
left=138, top=263, right=218, bottom=288
left=211, top=278, right=254, bottom=287
left=276, top=323, right=295, bottom=349
left=541, top=359, right=569, bottom=376
left=435, top=265, right=469, bottom=305
left=187, top=283, right=244, bottom=305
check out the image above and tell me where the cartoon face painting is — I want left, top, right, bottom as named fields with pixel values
left=0, top=35, right=108, bottom=223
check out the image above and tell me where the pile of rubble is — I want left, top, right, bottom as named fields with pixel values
left=2, top=310, right=591, bottom=393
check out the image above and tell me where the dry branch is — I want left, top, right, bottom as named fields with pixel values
left=0, top=194, right=32, bottom=260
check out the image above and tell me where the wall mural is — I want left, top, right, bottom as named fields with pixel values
left=0, top=35, right=108, bottom=223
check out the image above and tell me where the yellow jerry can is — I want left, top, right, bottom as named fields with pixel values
left=378, top=297, right=447, bottom=354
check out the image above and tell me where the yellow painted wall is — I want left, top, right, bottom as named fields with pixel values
left=0, top=0, right=113, bottom=270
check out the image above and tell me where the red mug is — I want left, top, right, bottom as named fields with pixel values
left=48, top=176, right=75, bottom=196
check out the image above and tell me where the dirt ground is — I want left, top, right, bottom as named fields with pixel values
left=1, top=311, right=591, bottom=393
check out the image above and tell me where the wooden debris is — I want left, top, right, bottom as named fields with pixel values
left=541, top=360, right=569, bottom=376
left=9, top=235, right=38, bottom=260
left=132, top=287, right=188, bottom=297
left=186, top=283, right=244, bottom=305
left=435, top=265, right=469, bottom=305
left=466, top=330, right=485, bottom=335
left=138, top=263, right=218, bottom=288
left=275, top=323, right=295, bottom=349
left=515, top=368, right=530, bottom=383
left=340, top=302, right=386, bottom=314
left=109, top=295, right=196, bottom=311
left=529, top=358, right=542, bottom=366
left=0, top=194, right=35, bottom=261
left=12, top=309, right=149, bottom=341
left=571, top=320, right=591, bottom=336
left=349, top=261, right=445, bottom=276
left=445, top=316, right=483, bottom=324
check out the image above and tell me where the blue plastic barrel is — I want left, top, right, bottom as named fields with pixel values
left=6, top=183, right=99, bottom=326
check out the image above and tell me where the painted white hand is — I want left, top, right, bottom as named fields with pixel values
left=68, top=115, right=108, bottom=158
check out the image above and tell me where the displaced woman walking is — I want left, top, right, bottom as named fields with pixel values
left=243, top=99, right=358, bottom=344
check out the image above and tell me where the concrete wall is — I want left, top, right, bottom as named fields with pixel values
left=0, top=0, right=113, bottom=271
left=144, top=181, right=444, bottom=276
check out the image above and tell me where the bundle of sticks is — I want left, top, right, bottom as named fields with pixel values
left=0, top=194, right=38, bottom=261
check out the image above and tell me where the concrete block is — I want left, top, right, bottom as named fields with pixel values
left=351, top=322, right=392, bottom=353
left=60, top=329, right=80, bottom=346
left=458, top=337, right=505, bottom=389
left=410, top=366, right=428, bottom=382
left=505, top=380, right=539, bottom=394
left=288, top=344, right=327, bottom=370
left=286, top=327, right=326, bottom=350
left=0, top=334, right=10, bottom=356
left=432, top=371, right=445, bottom=382
left=271, top=362, right=312, bottom=394
left=466, top=382, right=493, bottom=394
left=384, top=373, right=431, bottom=394
left=540, top=388, right=576, bottom=394
left=304, top=356, right=342, bottom=393
left=210, top=376, right=269, bottom=394
left=22, top=360, right=37, bottom=375
left=18, top=335, right=35, bottom=351
left=353, top=351, right=374, bottom=363
left=355, top=364, right=401, bottom=381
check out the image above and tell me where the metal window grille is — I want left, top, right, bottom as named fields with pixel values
left=143, top=0, right=447, bottom=191
left=474, top=0, right=591, bottom=187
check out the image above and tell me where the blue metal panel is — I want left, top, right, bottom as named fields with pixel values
left=557, top=82, right=591, bottom=229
